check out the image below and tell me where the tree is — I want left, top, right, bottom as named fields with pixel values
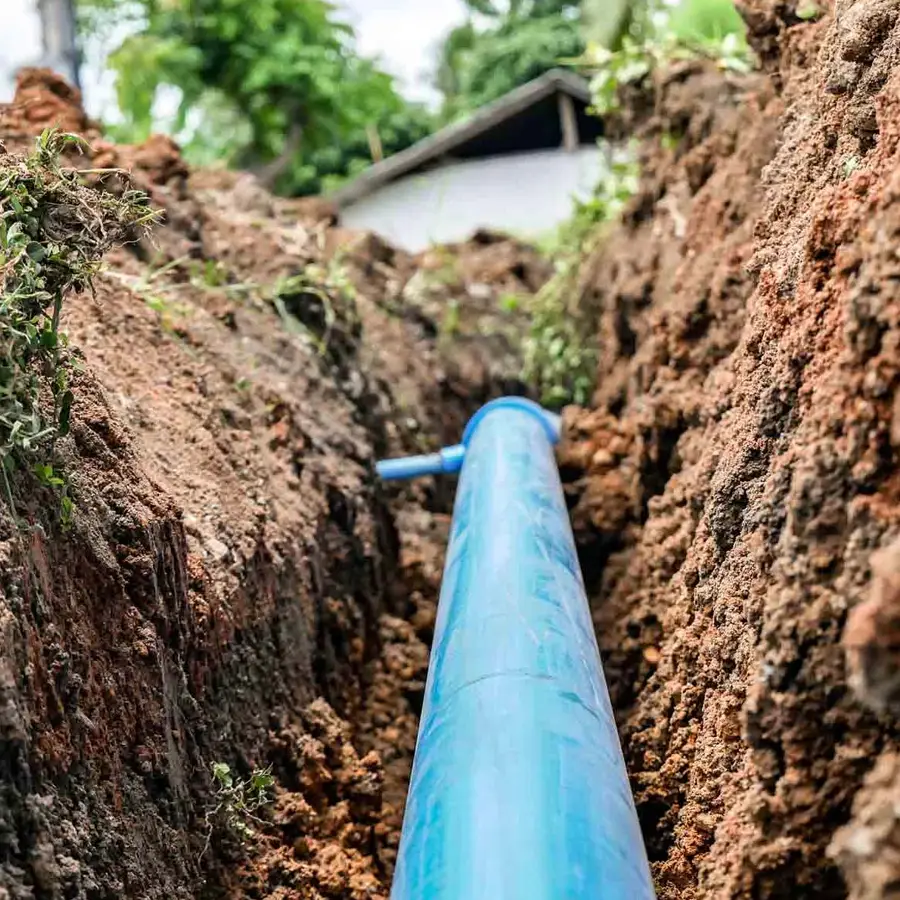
left=75, top=0, right=433, bottom=195
left=581, top=0, right=632, bottom=48
left=436, top=0, right=585, bottom=120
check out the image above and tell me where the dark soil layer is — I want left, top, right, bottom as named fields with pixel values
left=0, top=71, right=533, bottom=899
left=560, top=1, right=900, bottom=897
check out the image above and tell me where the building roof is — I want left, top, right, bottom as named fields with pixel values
left=332, top=69, right=599, bottom=207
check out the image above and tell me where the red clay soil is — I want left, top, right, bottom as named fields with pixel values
left=13, top=3, right=900, bottom=894
left=0, top=71, right=527, bottom=900
left=559, top=1, right=900, bottom=897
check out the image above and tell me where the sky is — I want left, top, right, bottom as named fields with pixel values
left=341, top=0, right=467, bottom=104
left=0, top=0, right=41, bottom=99
left=0, top=0, right=467, bottom=106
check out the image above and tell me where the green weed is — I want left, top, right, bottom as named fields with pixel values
left=843, top=155, right=861, bottom=178
left=204, top=762, right=275, bottom=850
left=589, top=32, right=752, bottom=116
left=191, top=258, right=230, bottom=288
left=524, top=0, right=752, bottom=407
left=441, top=298, right=461, bottom=337
left=425, top=247, right=462, bottom=288
left=0, top=127, right=158, bottom=523
left=796, top=0, right=823, bottom=20
left=584, top=0, right=753, bottom=119
left=270, top=255, right=358, bottom=356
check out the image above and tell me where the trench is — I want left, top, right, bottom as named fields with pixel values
left=329, top=404, right=643, bottom=898
left=7, top=17, right=900, bottom=893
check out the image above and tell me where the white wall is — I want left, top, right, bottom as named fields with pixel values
left=339, top=148, right=605, bottom=252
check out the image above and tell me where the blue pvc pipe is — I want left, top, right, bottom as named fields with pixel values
left=377, top=397, right=563, bottom=482
left=389, top=402, right=655, bottom=900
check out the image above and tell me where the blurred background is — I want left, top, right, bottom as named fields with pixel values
left=0, top=0, right=744, bottom=198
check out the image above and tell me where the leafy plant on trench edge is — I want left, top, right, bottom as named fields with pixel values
left=0, top=127, right=158, bottom=525
left=521, top=157, right=640, bottom=408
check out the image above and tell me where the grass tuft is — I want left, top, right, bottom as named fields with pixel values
left=203, top=762, right=275, bottom=856
left=0, top=127, right=159, bottom=523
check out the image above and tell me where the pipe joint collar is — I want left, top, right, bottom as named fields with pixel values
left=462, top=397, right=562, bottom=447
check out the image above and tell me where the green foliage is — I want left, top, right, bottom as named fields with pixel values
left=306, top=104, right=434, bottom=196
left=206, top=762, right=275, bottom=844
left=437, top=0, right=585, bottom=120
left=583, top=0, right=747, bottom=48
left=667, top=0, right=747, bottom=42
left=76, top=0, right=433, bottom=195
left=583, top=0, right=752, bottom=118
left=522, top=157, right=640, bottom=408
left=795, top=0, right=823, bottom=19
left=582, top=0, right=633, bottom=48
left=0, top=128, right=157, bottom=523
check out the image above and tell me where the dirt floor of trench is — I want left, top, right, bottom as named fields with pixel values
left=8, top=0, right=900, bottom=896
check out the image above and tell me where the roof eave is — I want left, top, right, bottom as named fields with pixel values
left=331, top=69, right=594, bottom=207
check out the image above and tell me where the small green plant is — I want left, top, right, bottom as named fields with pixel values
left=426, top=247, right=462, bottom=288
left=33, top=462, right=65, bottom=489
left=843, top=155, right=861, bottom=178
left=588, top=32, right=752, bottom=116
left=584, top=0, right=753, bottom=118
left=0, top=128, right=158, bottom=523
left=660, top=130, right=681, bottom=152
left=441, top=299, right=461, bottom=337
left=33, top=462, right=74, bottom=529
left=796, top=0, right=822, bottom=20
left=307, top=255, right=358, bottom=306
left=192, top=258, right=230, bottom=288
left=142, top=292, right=192, bottom=335
left=270, top=255, right=358, bottom=355
left=589, top=38, right=662, bottom=117
left=522, top=157, right=640, bottom=408
left=205, top=762, right=275, bottom=848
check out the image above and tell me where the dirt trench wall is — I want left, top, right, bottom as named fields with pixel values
left=0, top=142, right=396, bottom=900
left=562, top=2, right=900, bottom=897
left=0, top=71, right=541, bottom=899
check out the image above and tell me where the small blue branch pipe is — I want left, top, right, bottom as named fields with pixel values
left=378, top=398, right=655, bottom=900
left=376, top=444, right=467, bottom=480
